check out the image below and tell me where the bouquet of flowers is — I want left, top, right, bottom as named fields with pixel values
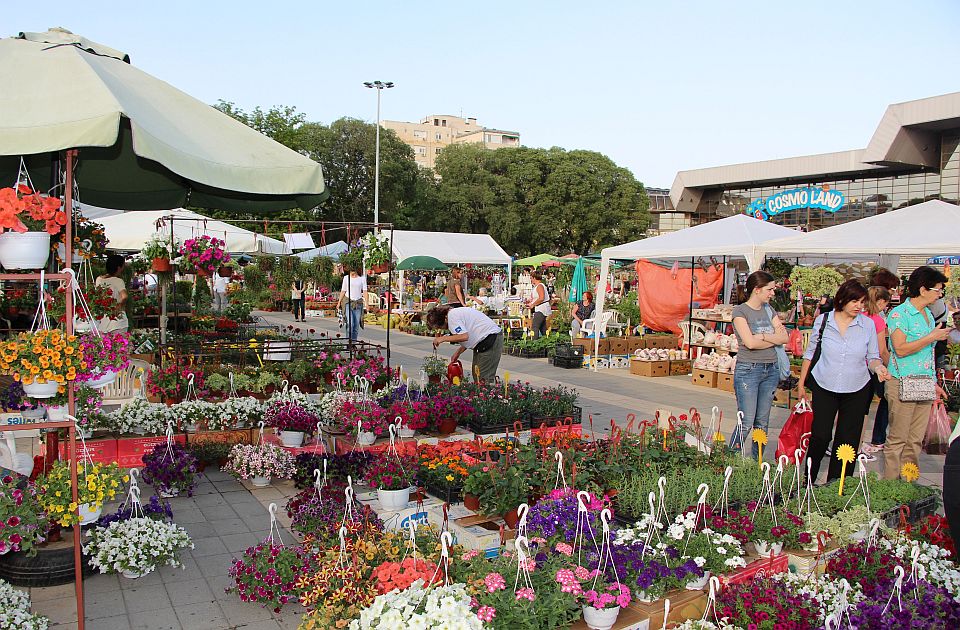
left=170, top=399, right=221, bottom=431
left=363, top=455, right=416, bottom=491
left=36, top=461, right=127, bottom=526
left=285, top=488, right=381, bottom=545
left=228, top=543, right=318, bottom=612
left=84, top=517, right=193, bottom=576
left=140, top=443, right=198, bottom=497
left=178, top=235, right=230, bottom=276
left=223, top=443, right=295, bottom=481
left=718, top=576, right=821, bottom=630
left=0, top=578, right=50, bottom=630
left=263, top=399, right=318, bottom=434
left=349, top=580, right=483, bottom=629
left=0, top=329, right=83, bottom=390
left=0, top=474, right=48, bottom=556
left=74, top=332, right=130, bottom=383
left=555, top=561, right=632, bottom=611
left=0, top=184, right=67, bottom=235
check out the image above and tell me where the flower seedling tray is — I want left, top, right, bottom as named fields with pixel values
left=529, top=405, right=583, bottom=426
left=516, top=348, right=548, bottom=359
left=424, top=480, right=463, bottom=504
left=467, top=418, right=530, bottom=437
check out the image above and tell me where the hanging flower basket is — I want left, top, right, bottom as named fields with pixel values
left=0, top=329, right=82, bottom=396
left=0, top=183, right=67, bottom=270
left=0, top=231, right=51, bottom=270
left=178, top=236, right=230, bottom=276
left=151, top=257, right=171, bottom=272
left=22, top=381, right=59, bottom=398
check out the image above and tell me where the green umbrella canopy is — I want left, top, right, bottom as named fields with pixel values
left=395, top=255, right=449, bottom=271
left=514, top=253, right=562, bottom=266
left=569, top=257, right=589, bottom=302
left=0, top=29, right=327, bottom=211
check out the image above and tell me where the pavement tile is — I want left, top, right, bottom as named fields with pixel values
left=234, top=620, right=282, bottom=629
left=221, top=489, right=262, bottom=504
left=122, top=583, right=171, bottom=613
left=194, top=493, right=228, bottom=508
left=82, top=573, right=120, bottom=595
left=165, top=577, right=215, bottom=606
left=184, top=521, right=219, bottom=539
left=84, top=588, right=127, bottom=619
left=222, top=600, right=276, bottom=626
left=172, top=507, right=207, bottom=524
left=197, top=552, right=236, bottom=577
left=199, top=505, right=240, bottom=520
left=207, top=517, right=250, bottom=534
left=119, top=568, right=164, bottom=589
left=127, top=606, right=182, bottom=630
left=191, top=536, right=230, bottom=557
left=85, top=615, right=131, bottom=630
left=220, top=531, right=263, bottom=553
left=31, top=582, right=78, bottom=602
left=208, top=574, right=236, bottom=601
left=233, top=501, right=269, bottom=517
left=159, top=557, right=203, bottom=583
left=174, top=601, right=228, bottom=630
left=32, top=597, right=78, bottom=625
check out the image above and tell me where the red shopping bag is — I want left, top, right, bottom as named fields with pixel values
left=775, top=400, right=814, bottom=461
left=787, top=328, right=804, bottom=356
left=923, top=399, right=953, bottom=455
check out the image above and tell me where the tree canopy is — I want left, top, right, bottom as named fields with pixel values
left=206, top=101, right=650, bottom=254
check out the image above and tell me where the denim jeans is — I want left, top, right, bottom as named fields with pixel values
left=729, top=361, right=780, bottom=460
left=346, top=305, right=363, bottom=341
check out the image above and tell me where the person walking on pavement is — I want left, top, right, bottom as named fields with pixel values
left=526, top=271, right=552, bottom=339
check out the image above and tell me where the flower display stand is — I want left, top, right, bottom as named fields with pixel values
left=115, top=433, right=187, bottom=467
left=718, top=552, right=789, bottom=586
left=627, top=588, right=706, bottom=630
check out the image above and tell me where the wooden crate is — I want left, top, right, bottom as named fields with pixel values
left=716, top=371, right=734, bottom=392
left=691, top=368, right=718, bottom=388
left=630, top=359, right=669, bottom=377
left=669, top=359, right=692, bottom=376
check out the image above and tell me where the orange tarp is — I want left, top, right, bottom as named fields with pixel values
left=634, top=260, right=723, bottom=334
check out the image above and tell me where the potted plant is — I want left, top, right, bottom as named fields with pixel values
left=40, top=388, right=69, bottom=421
left=364, top=454, right=417, bottom=511
left=84, top=516, right=193, bottom=578
left=223, top=443, right=295, bottom=487
left=178, top=235, right=230, bottom=277
left=227, top=542, right=319, bottom=613
left=110, top=397, right=168, bottom=436
left=0, top=580, right=49, bottom=630
left=96, top=495, right=174, bottom=528
left=387, top=400, right=428, bottom=438
left=360, top=232, right=392, bottom=273
left=478, top=464, right=529, bottom=527
left=140, top=442, right=198, bottom=497
left=74, top=384, right=105, bottom=438
left=221, top=395, right=262, bottom=429
left=421, top=354, right=447, bottom=384
left=263, top=399, right=319, bottom=447
left=555, top=566, right=631, bottom=630
left=146, top=365, right=206, bottom=404
left=0, top=473, right=48, bottom=556
left=461, top=464, right=488, bottom=511
left=788, top=266, right=844, bottom=323
left=74, top=331, right=131, bottom=388
left=0, top=183, right=67, bottom=270
left=186, top=441, right=232, bottom=471
left=0, top=329, right=82, bottom=398
left=36, top=461, right=127, bottom=526
left=338, top=400, right=389, bottom=445
left=352, top=581, right=480, bottom=628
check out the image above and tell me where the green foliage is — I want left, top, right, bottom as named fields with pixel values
left=612, top=290, right=641, bottom=327
left=338, top=248, right=364, bottom=274
left=142, top=234, right=176, bottom=261
left=173, top=280, right=193, bottom=303
left=302, top=256, right=337, bottom=290
left=789, top=266, right=844, bottom=298
left=241, top=265, right=268, bottom=293
left=764, top=257, right=794, bottom=281
left=192, top=278, right=212, bottom=313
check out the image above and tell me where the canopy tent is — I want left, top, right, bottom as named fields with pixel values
left=0, top=29, right=326, bottom=211
left=593, top=215, right=803, bottom=365
left=97, top=209, right=290, bottom=255
left=761, top=200, right=960, bottom=271
left=388, top=230, right=512, bottom=311
left=294, top=241, right=348, bottom=261
left=514, top=253, right=562, bottom=266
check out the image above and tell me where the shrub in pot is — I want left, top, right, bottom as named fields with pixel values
left=478, top=464, right=529, bottom=527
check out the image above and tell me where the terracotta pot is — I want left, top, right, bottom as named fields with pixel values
left=437, top=418, right=457, bottom=435
left=218, top=265, right=232, bottom=277
left=163, top=396, right=179, bottom=407
left=151, top=257, right=171, bottom=272
left=464, top=493, right=480, bottom=511
left=371, top=263, right=391, bottom=274
left=503, top=508, right=520, bottom=529
left=428, top=374, right=441, bottom=384
left=195, top=268, right=211, bottom=277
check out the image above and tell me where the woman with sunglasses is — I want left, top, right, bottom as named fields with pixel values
left=883, top=266, right=952, bottom=480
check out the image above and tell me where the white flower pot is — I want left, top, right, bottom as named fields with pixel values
left=78, top=503, right=102, bottom=525
left=686, top=571, right=711, bottom=590
left=86, top=370, right=118, bottom=389
left=635, top=590, right=656, bottom=603
left=73, top=317, right=93, bottom=333
left=357, top=431, right=376, bottom=446
left=0, top=231, right=51, bottom=270
left=22, top=406, right=47, bottom=419
left=753, top=540, right=783, bottom=556
left=280, top=430, right=305, bottom=447
left=251, top=476, right=271, bottom=487
left=377, top=487, right=411, bottom=512
left=45, top=405, right=68, bottom=421
left=22, top=380, right=60, bottom=399
left=398, top=426, right=415, bottom=438
left=583, top=605, right=621, bottom=630
left=121, top=568, right=153, bottom=579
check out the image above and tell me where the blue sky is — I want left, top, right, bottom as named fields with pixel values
left=12, top=1, right=960, bottom=187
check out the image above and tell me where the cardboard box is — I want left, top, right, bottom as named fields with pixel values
left=719, top=553, right=789, bottom=586
left=415, top=426, right=475, bottom=446
left=691, top=368, right=718, bottom=388
left=573, top=338, right=596, bottom=355
left=116, top=434, right=186, bottom=467
left=626, top=337, right=647, bottom=352
left=716, top=372, right=734, bottom=392
left=356, top=490, right=443, bottom=531
left=1, top=411, right=42, bottom=438
left=630, top=589, right=706, bottom=630
left=630, top=359, right=669, bottom=377
left=607, top=338, right=628, bottom=354
left=669, top=359, right=692, bottom=376
left=59, top=437, right=118, bottom=464
left=646, top=335, right=678, bottom=350
left=424, top=503, right=515, bottom=558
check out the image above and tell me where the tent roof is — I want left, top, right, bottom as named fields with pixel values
left=514, top=253, right=561, bottom=266
left=390, top=230, right=510, bottom=265
left=602, top=214, right=801, bottom=271
left=762, top=200, right=960, bottom=256
left=294, top=241, right=348, bottom=261
left=96, top=208, right=290, bottom=255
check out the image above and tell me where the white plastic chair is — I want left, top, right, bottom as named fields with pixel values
left=101, top=360, right=150, bottom=408
left=0, top=432, right=34, bottom=477
left=581, top=311, right=613, bottom=338
left=678, top=320, right=707, bottom=349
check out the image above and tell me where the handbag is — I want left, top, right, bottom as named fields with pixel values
left=775, top=399, right=814, bottom=460
left=890, top=340, right=937, bottom=402
left=804, top=313, right=830, bottom=388
left=923, top=399, right=953, bottom=455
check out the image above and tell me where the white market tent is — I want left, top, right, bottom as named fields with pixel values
left=97, top=208, right=291, bottom=255
left=388, top=230, right=512, bottom=310
left=760, top=199, right=960, bottom=269
left=295, top=240, right=348, bottom=261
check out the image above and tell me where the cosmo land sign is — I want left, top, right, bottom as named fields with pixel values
left=746, top=185, right=845, bottom=220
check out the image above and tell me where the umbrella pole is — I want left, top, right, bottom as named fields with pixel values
left=385, top=225, right=393, bottom=371
left=688, top=257, right=695, bottom=351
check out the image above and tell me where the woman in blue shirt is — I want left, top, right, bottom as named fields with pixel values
left=883, top=266, right=951, bottom=480
left=797, top=280, right=890, bottom=483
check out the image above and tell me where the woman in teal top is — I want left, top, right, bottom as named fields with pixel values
left=883, top=266, right=952, bottom=480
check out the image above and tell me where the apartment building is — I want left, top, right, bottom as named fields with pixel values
left=382, top=114, right=520, bottom=169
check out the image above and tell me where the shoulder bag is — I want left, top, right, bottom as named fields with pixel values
left=763, top=305, right=791, bottom=380
left=804, top=313, right=830, bottom=388
left=890, top=342, right=937, bottom=402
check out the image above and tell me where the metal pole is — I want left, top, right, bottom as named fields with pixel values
left=688, top=257, right=695, bottom=351
left=374, top=88, right=381, bottom=232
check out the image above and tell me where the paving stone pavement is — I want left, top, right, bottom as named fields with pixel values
left=24, top=309, right=946, bottom=628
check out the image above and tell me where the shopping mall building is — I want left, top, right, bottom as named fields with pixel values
left=655, top=92, right=960, bottom=235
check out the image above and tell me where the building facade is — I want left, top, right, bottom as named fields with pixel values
left=382, top=114, right=520, bottom=169
left=655, top=92, right=960, bottom=234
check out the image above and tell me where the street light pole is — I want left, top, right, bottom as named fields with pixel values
left=364, top=80, right=394, bottom=231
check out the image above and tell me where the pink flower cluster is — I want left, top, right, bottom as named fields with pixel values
left=515, top=587, right=536, bottom=602
left=75, top=331, right=131, bottom=381
left=584, top=583, right=631, bottom=610
left=476, top=605, right=496, bottom=622
left=179, top=236, right=230, bottom=275
left=555, top=569, right=583, bottom=595
left=484, top=572, right=506, bottom=592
